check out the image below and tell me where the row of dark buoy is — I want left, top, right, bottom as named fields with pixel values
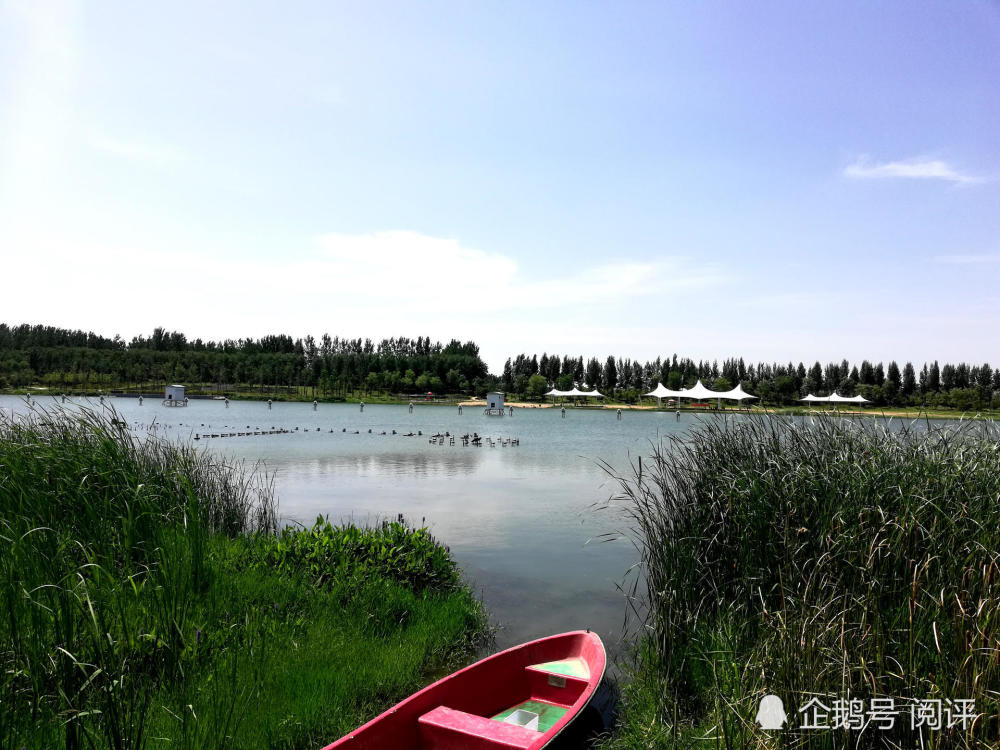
left=186, top=426, right=522, bottom=446
left=196, top=429, right=290, bottom=440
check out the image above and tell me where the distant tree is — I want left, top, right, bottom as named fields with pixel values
left=859, top=360, right=874, bottom=385
left=809, top=362, right=824, bottom=393
left=603, top=356, right=618, bottom=393
left=887, top=362, right=901, bottom=388
left=883, top=377, right=900, bottom=405
left=902, top=363, right=917, bottom=397
left=941, top=364, right=955, bottom=391
left=585, top=358, right=602, bottom=389
left=774, top=375, right=797, bottom=403
left=631, top=360, right=644, bottom=390
left=526, top=374, right=548, bottom=400
left=928, top=361, right=941, bottom=392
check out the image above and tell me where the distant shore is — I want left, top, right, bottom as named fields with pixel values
left=5, top=387, right=998, bottom=420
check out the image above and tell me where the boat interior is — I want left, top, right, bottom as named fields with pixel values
left=417, top=657, right=592, bottom=749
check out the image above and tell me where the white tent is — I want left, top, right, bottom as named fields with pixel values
left=800, top=393, right=869, bottom=408
left=644, top=382, right=688, bottom=406
left=831, top=393, right=869, bottom=404
left=828, top=393, right=870, bottom=404
left=548, top=387, right=604, bottom=401
left=715, top=383, right=758, bottom=401
left=681, top=380, right=718, bottom=401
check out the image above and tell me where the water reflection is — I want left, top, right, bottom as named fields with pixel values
left=9, top=396, right=973, bottom=652
left=282, top=450, right=482, bottom=479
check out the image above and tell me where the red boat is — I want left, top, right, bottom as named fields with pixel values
left=321, top=630, right=606, bottom=749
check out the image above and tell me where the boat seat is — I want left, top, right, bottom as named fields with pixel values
left=418, top=705, right=539, bottom=750
left=524, top=663, right=588, bottom=705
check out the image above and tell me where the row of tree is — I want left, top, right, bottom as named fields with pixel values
left=0, top=324, right=490, bottom=397
left=501, top=353, right=1000, bottom=408
left=3, top=324, right=998, bottom=409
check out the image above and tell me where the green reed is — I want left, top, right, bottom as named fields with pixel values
left=1, top=405, right=486, bottom=749
left=600, top=415, right=1000, bottom=749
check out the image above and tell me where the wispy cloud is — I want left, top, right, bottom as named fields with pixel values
left=843, top=157, right=979, bottom=184
left=0, top=228, right=730, bottom=369
left=91, top=136, right=185, bottom=167
left=932, top=253, right=1000, bottom=265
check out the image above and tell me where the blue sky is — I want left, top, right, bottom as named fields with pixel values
left=1, top=1, right=998, bottom=370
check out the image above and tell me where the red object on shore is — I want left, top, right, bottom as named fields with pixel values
left=320, top=630, right=606, bottom=750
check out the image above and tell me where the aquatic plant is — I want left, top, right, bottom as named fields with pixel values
left=601, top=415, right=1000, bottom=749
left=0, top=405, right=485, bottom=749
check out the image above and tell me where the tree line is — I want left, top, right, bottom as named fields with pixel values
left=0, top=324, right=491, bottom=397
left=501, top=352, right=1000, bottom=409
left=3, top=323, right=998, bottom=409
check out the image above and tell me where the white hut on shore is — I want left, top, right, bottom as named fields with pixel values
left=164, top=384, right=188, bottom=407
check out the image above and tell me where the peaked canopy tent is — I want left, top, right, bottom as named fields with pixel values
left=644, top=382, right=688, bottom=407
left=546, top=386, right=605, bottom=403
left=716, top=384, right=758, bottom=402
left=676, top=380, right=758, bottom=410
left=681, top=380, right=720, bottom=402
left=829, top=393, right=870, bottom=404
left=800, top=394, right=829, bottom=403
left=800, top=393, right=870, bottom=409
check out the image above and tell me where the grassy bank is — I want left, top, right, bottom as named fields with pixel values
left=600, top=415, right=1000, bottom=749
left=0, top=406, right=487, bottom=749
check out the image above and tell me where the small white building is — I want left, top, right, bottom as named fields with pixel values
left=487, top=391, right=504, bottom=410
left=164, top=384, right=186, bottom=403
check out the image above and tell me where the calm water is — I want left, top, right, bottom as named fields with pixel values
left=4, top=395, right=962, bottom=656
left=1, top=395, right=707, bottom=654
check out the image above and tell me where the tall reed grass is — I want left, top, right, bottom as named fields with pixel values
left=1, top=405, right=485, bottom=749
left=0, top=405, right=277, bottom=748
left=601, top=415, right=1000, bottom=749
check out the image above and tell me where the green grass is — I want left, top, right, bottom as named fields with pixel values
left=599, top=415, right=1000, bottom=749
left=0, top=405, right=487, bottom=749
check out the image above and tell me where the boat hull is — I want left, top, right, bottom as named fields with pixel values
left=321, top=630, right=606, bottom=750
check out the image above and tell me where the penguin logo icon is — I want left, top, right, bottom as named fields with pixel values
left=756, top=695, right=787, bottom=730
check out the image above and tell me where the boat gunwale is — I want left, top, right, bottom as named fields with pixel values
left=320, top=629, right=606, bottom=750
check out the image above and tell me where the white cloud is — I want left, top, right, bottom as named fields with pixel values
left=0, top=229, right=729, bottom=369
left=843, top=157, right=979, bottom=184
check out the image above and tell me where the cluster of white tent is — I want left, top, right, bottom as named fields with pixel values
left=800, top=392, right=869, bottom=404
left=644, top=379, right=757, bottom=406
left=545, top=379, right=759, bottom=406
left=645, top=380, right=757, bottom=402
left=543, top=386, right=606, bottom=398
left=545, top=380, right=872, bottom=408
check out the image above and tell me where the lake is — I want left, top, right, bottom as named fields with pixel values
left=2, top=395, right=710, bottom=655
